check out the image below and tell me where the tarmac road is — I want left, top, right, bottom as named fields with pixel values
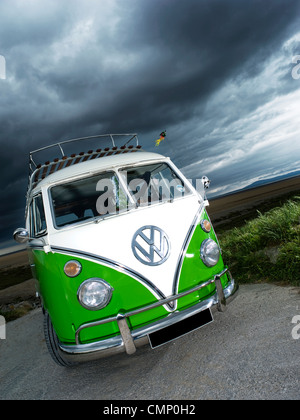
left=0, top=283, right=299, bottom=400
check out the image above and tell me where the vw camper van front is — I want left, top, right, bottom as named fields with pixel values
left=14, top=134, right=238, bottom=366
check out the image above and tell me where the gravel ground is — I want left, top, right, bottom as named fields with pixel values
left=0, top=283, right=299, bottom=400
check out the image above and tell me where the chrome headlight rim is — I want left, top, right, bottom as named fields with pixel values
left=77, top=278, right=113, bottom=311
left=200, top=238, right=220, bottom=267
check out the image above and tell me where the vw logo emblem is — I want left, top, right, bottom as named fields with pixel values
left=132, top=226, right=170, bottom=266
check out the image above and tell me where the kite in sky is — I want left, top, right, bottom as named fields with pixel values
left=155, top=130, right=166, bottom=146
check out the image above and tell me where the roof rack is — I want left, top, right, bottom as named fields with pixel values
left=27, top=133, right=141, bottom=196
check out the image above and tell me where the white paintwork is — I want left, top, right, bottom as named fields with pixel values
left=48, top=194, right=202, bottom=310
left=28, top=151, right=205, bottom=311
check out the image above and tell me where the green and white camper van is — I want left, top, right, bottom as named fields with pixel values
left=14, top=134, right=238, bottom=366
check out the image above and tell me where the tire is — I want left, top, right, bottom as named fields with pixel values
left=43, top=311, right=77, bottom=367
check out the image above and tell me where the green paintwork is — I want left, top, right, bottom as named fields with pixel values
left=176, top=211, right=229, bottom=311
left=30, top=209, right=228, bottom=345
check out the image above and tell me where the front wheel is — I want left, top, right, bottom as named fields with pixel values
left=43, top=311, right=77, bottom=367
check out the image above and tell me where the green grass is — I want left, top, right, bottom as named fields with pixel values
left=218, top=197, right=300, bottom=286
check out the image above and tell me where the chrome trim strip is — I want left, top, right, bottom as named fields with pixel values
left=172, top=204, right=204, bottom=297
left=50, top=245, right=171, bottom=307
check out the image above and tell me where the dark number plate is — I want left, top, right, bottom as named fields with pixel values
left=148, top=308, right=213, bottom=349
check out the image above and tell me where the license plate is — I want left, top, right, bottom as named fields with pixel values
left=148, top=308, right=213, bottom=349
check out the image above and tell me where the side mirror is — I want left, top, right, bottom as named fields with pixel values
left=13, top=228, right=29, bottom=244
left=201, top=176, right=210, bottom=189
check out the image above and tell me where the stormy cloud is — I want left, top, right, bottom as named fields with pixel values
left=0, top=0, right=300, bottom=246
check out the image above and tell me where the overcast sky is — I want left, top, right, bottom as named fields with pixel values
left=0, top=0, right=300, bottom=247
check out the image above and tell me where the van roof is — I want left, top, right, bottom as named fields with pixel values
left=30, top=150, right=165, bottom=194
left=26, top=134, right=165, bottom=197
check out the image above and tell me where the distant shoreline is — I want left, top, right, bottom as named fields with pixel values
left=208, top=172, right=300, bottom=201
left=209, top=174, right=300, bottom=228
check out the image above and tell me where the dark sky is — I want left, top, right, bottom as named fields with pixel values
left=1, top=0, right=300, bottom=247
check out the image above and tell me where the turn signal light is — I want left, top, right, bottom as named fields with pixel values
left=200, top=219, right=211, bottom=233
left=64, top=260, right=82, bottom=278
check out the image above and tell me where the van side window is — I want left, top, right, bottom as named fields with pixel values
left=30, top=194, right=47, bottom=237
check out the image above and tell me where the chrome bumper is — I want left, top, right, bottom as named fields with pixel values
left=58, top=269, right=238, bottom=363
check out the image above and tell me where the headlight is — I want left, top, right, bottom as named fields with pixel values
left=64, top=260, right=82, bottom=277
left=200, top=239, right=220, bottom=267
left=78, top=279, right=113, bottom=310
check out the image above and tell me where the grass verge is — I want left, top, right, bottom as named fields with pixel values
left=218, top=196, right=300, bottom=286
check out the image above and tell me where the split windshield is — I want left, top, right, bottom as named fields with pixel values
left=50, top=162, right=192, bottom=228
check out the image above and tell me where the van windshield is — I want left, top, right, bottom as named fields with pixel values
left=50, top=171, right=128, bottom=227
left=50, top=162, right=191, bottom=228
left=120, top=162, right=191, bottom=206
